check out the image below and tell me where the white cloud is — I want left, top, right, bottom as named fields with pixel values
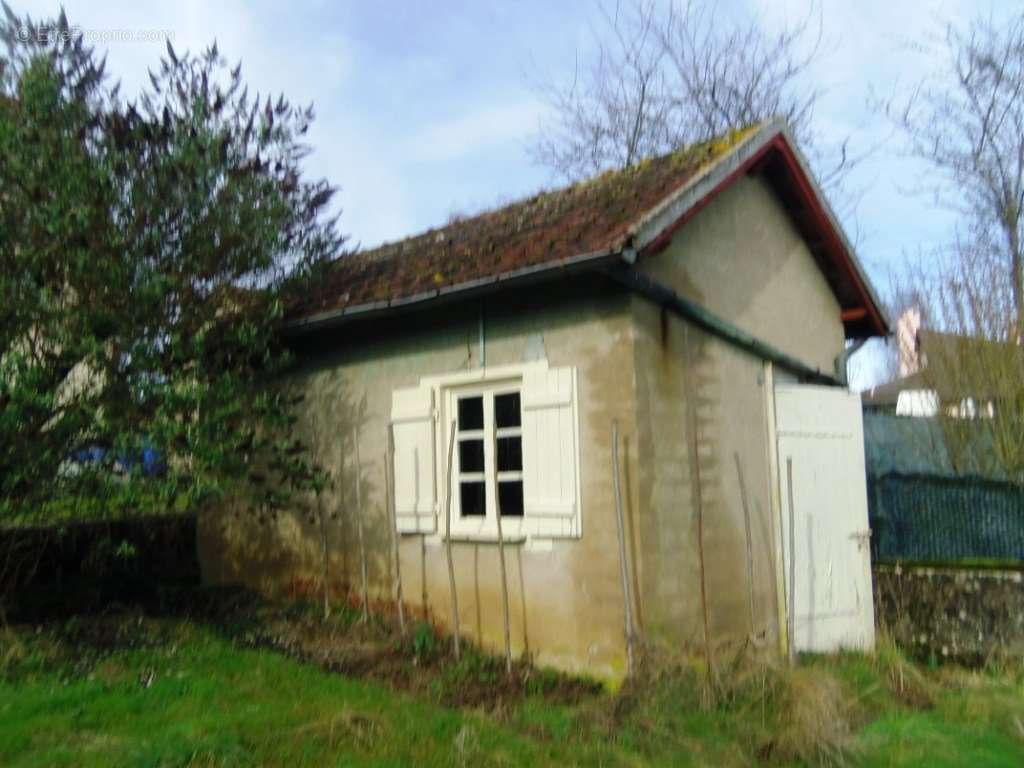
left=408, top=96, right=549, bottom=163
left=9, top=0, right=1021, bottom=301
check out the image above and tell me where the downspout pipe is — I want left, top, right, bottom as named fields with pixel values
left=479, top=303, right=486, bottom=369
left=835, top=337, right=868, bottom=388
left=602, top=263, right=839, bottom=386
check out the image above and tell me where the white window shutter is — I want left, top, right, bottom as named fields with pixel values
left=391, top=384, right=437, bottom=533
left=521, top=366, right=579, bottom=529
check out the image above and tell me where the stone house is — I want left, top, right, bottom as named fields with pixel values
left=199, top=119, right=887, bottom=679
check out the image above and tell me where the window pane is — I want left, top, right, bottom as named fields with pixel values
left=458, top=439, right=484, bottom=473
left=497, top=436, right=522, bottom=472
left=460, top=481, right=486, bottom=517
left=494, top=392, right=521, bottom=428
left=498, top=481, right=524, bottom=517
left=458, top=396, right=483, bottom=431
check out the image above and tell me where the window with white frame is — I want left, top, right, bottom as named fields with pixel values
left=453, top=385, right=524, bottom=522
left=390, top=362, right=581, bottom=542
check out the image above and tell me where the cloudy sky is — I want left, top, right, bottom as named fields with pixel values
left=10, top=0, right=1017, bottom=384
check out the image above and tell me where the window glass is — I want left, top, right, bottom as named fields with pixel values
left=498, top=481, right=524, bottom=517
left=453, top=386, right=527, bottom=523
left=458, top=396, right=484, bottom=431
left=496, top=436, right=522, bottom=472
left=494, top=392, right=521, bottom=428
left=460, top=481, right=486, bottom=517
left=458, top=439, right=485, bottom=473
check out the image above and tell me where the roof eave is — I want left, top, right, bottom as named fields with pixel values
left=282, top=247, right=623, bottom=337
left=771, top=123, right=891, bottom=338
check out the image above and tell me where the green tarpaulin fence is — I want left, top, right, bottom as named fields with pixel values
left=868, top=473, right=1024, bottom=563
left=864, top=411, right=1024, bottom=563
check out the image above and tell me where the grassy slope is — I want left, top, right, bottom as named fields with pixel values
left=1, top=621, right=630, bottom=768
left=2, top=622, right=1024, bottom=767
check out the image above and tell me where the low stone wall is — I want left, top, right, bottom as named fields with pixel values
left=874, top=563, right=1024, bottom=665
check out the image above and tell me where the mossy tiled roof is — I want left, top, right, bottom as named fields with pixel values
left=292, top=126, right=759, bottom=319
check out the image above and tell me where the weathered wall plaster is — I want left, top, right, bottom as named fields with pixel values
left=198, top=173, right=849, bottom=679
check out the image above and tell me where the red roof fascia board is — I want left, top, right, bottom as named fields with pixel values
left=639, top=140, right=776, bottom=257
left=640, top=133, right=887, bottom=337
left=768, top=136, right=887, bottom=336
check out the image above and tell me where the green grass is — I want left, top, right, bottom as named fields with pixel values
left=2, top=619, right=1024, bottom=767
left=0, top=623, right=588, bottom=767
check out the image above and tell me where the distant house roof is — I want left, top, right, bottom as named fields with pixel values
left=864, top=330, right=1024, bottom=408
left=287, top=119, right=887, bottom=339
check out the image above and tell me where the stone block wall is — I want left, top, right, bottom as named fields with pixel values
left=874, top=563, right=1024, bottom=665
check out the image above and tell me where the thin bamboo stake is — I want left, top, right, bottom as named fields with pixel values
left=492, top=429, right=513, bottom=677
left=786, top=457, right=797, bottom=666
left=684, top=332, right=714, bottom=687
left=734, top=451, right=757, bottom=637
left=317, top=492, right=330, bottom=621
left=385, top=425, right=406, bottom=636
left=354, top=429, right=369, bottom=624
left=443, top=420, right=461, bottom=660
left=612, top=420, right=637, bottom=676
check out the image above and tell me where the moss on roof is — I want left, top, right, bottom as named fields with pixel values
left=291, top=123, right=762, bottom=319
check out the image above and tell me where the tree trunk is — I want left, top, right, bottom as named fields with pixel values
left=1011, top=226, right=1024, bottom=341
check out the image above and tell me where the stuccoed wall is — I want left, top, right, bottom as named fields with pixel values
left=637, top=173, right=845, bottom=376
left=198, top=171, right=852, bottom=678
left=627, top=171, right=848, bottom=656
left=630, top=297, right=782, bottom=656
left=875, top=564, right=1024, bottom=664
left=198, top=278, right=641, bottom=680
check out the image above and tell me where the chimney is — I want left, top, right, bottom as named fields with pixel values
left=896, top=307, right=922, bottom=377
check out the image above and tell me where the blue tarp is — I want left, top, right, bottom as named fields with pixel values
left=69, top=443, right=166, bottom=477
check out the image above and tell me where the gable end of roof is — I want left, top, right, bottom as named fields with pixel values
left=286, top=120, right=888, bottom=340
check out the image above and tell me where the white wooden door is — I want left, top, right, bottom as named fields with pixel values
left=775, top=384, right=874, bottom=652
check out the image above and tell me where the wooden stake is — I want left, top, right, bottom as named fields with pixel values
left=317, top=491, right=330, bottom=621
left=443, top=420, right=461, bottom=659
left=684, top=331, right=714, bottom=686
left=786, top=457, right=797, bottom=666
left=734, top=451, right=756, bottom=637
left=492, top=429, right=513, bottom=677
left=354, top=429, right=369, bottom=624
left=612, top=420, right=637, bottom=676
left=385, top=425, right=406, bottom=636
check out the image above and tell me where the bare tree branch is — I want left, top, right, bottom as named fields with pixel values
left=890, top=13, right=1024, bottom=336
left=529, top=0, right=859, bottom=198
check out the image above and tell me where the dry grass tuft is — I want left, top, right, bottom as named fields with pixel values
left=872, top=633, right=935, bottom=710
left=292, top=708, right=382, bottom=751
left=766, top=665, right=855, bottom=766
left=0, top=625, right=26, bottom=672
left=612, top=647, right=858, bottom=766
left=708, top=648, right=855, bottom=765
